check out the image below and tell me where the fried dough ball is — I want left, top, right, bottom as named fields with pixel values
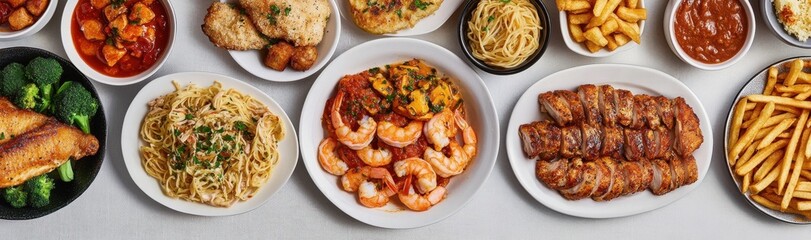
left=290, top=45, right=318, bottom=71
left=8, top=8, right=32, bottom=31
left=264, top=41, right=294, bottom=71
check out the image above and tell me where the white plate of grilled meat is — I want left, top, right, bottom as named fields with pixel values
left=505, top=64, right=712, bottom=218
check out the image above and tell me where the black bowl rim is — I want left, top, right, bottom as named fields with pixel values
left=0, top=46, right=107, bottom=220
left=458, top=0, right=551, bottom=75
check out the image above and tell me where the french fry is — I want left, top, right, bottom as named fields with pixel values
left=731, top=102, right=775, bottom=161
left=605, top=33, right=618, bottom=51
left=747, top=95, right=811, bottom=109
left=584, top=27, right=608, bottom=47
left=766, top=67, right=778, bottom=95
left=561, top=0, right=591, bottom=11
left=803, top=170, right=811, bottom=180
left=735, top=140, right=760, bottom=169
left=556, top=0, right=567, bottom=11
left=743, top=110, right=753, bottom=119
left=797, top=201, right=811, bottom=211
left=745, top=102, right=757, bottom=110
left=754, top=125, right=777, bottom=140
left=592, top=0, right=607, bottom=16
left=785, top=59, right=804, bottom=86
left=782, top=127, right=811, bottom=209
left=613, top=15, right=640, bottom=43
left=775, top=84, right=811, bottom=93
left=586, top=0, right=621, bottom=29
left=757, top=118, right=795, bottom=150
left=742, top=172, right=752, bottom=193
left=568, top=13, right=592, bottom=25
left=796, top=90, right=811, bottom=101
left=569, top=23, right=586, bottom=42
left=794, top=191, right=811, bottom=199
left=779, top=110, right=809, bottom=194
left=742, top=112, right=795, bottom=129
left=751, top=194, right=811, bottom=219
left=796, top=181, right=811, bottom=192
left=737, top=139, right=787, bottom=176
left=585, top=40, right=601, bottom=53
left=600, top=18, right=618, bottom=34
left=627, top=0, right=638, bottom=8
left=775, top=105, right=801, bottom=115
left=729, top=98, right=748, bottom=151
left=751, top=163, right=781, bottom=194
left=614, top=33, right=630, bottom=46
left=616, top=6, right=646, bottom=22
left=754, top=150, right=785, bottom=181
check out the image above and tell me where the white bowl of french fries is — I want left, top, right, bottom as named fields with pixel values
left=726, top=57, right=811, bottom=223
left=663, top=0, right=755, bottom=71
left=556, top=0, right=646, bottom=57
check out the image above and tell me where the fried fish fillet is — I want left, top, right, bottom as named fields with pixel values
left=202, top=2, right=268, bottom=50
left=0, top=98, right=50, bottom=145
left=239, top=0, right=330, bottom=47
left=0, top=122, right=99, bottom=188
left=349, top=0, right=443, bottom=34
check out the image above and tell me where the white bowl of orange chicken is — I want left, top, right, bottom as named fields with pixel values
left=60, top=0, right=176, bottom=86
left=0, top=0, right=57, bottom=41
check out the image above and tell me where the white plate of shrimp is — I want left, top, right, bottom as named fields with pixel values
left=299, top=38, right=499, bottom=229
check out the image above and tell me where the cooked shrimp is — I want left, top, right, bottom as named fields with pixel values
left=398, top=176, right=447, bottom=211
left=424, top=141, right=470, bottom=178
left=318, top=138, right=348, bottom=176
left=424, top=109, right=457, bottom=151
left=357, top=145, right=393, bottom=167
left=393, top=158, right=437, bottom=193
left=455, top=108, right=478, bottom=158
left=377, top=121, right=423, bottom=147
left=352, top=167, right=397, bottom=208
left=332, top=92, right=376, bottom=150
left=341, top=167, right=396, bottom=192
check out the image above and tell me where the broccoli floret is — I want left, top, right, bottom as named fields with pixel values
left=0, top=63, right=27, bottom=97
left=25, top=57, right=62, bottom=112
left=3, top=186, right=28, bottom=208
left=53, top=82, right=98, bottom=134
left=57, top=161, right=74, bottom=182
left=24, top=175, right=55, bottom=208
left=13, top=83, right=39, bottom=110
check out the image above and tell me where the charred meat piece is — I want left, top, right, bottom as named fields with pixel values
left=630, top=95, right=647, bottom=129
left=577, top=84, right=602, bottom=125
left=590, top=159, right=612, bottom=198
left=620, top=160, right=644, bottom=196
left=643, top=129, right=659, bottom=160
left=682, top=155, right=699, bottom=186
left=562, top=158, right=585, bottom=190
left=555, top=90, right=585, bottom=125
left=600, top=126, right=624, bottom=159
left=580, top=124, right=601, bottom=161
left=614, top=89, right=634, bottom=127
left=538, top=92, right=572, bottom=126
left=655, top=96, right=675, bottom=129
left=561, top=160, right=597, bottom=200
left=649, top=158, right=673, bottom=195
left=593, top=157, right=625, bottom=201
left=623, top=128, right=645, bottom=161
left=636, top=159, right=654, bottom=193
left=674, top=97, right=703, bottom=157
left=561, top=126, right=582, bottom=158
left=519, top=121, right=561, bottom=160
left=669, top=153, right=686, bottom=189
left=598, top=85, right=618, bottom=126
left=657, top=128, right=672, bottom=159
left=536, top=159, right=570, bottom=190
left=519, top=123, right=542, bottom=159
left=641, top=95, right=662, bottom=129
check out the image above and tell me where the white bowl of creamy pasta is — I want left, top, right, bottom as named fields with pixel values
left=120, top=72, right=298, bottom=216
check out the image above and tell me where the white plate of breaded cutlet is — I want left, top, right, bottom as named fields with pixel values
left=201, top=0, right=341, bottom=82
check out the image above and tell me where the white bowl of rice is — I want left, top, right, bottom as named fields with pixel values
left=764, top=0, right=811, bottom=48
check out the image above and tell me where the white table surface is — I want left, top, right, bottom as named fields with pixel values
left=3, top=0, right=811, bottom=239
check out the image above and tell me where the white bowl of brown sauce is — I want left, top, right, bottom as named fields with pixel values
left=664, top=0, right=755, bottom=71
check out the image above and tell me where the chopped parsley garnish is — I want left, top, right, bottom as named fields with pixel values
left=487, top=15, right=495, bottom=22
left=185, top=114, right=194, bottom=120
left=223, top=135, right=235, bottom=141
left=414, top=0, right=429, bottom=10
left=0, top=132, right=4, bottom=140
left=430, top=103, right=445, bottom=113
left=369, top=67, right=381, bottom=74
left=195, top=126, right=212, bottom=134
left=111, top=0, right=125, bottom=7
left=234, top=121, right=248, bottom=131
left=105, top=28, right=120, bottom=46
left=396, top=9, right=402, bottom=18
left=500, top=0, right=511, bottom=3
left=173, top=129, right=181, bottom=137
left=284, top=6, right=291, bottom=16
left=267, top=5, right=283, bottom=25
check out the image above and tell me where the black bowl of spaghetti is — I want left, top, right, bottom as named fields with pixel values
left=458, top=0, right=549, bottom=75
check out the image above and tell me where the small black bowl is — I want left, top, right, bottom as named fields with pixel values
left=0, top=47, right=107, bottom=220
left=458, top=0, right=551, bottom=75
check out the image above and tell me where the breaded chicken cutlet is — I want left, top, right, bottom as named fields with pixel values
left=239, top=0, right=330, bottom=47
left=202, top=2, right=268, bottom=51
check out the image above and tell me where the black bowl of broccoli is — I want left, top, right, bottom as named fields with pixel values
left=0, top=47, right=106, bottom=220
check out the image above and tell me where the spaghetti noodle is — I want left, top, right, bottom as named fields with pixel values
left=140, top=81, right=284, bottom=207
left=466, top=0, right=541, bottom=68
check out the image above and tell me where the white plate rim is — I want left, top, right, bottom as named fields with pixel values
left=336, top=0, right=463, bottom=36
left=505, top=64, right=713, bottom=218
left=227, top=0, right=341, bottom=82
left=120, top=72, right=299, bottom=216
left=298, top=37, right=499, bottom=228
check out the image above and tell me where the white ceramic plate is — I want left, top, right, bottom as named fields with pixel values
left=559, top=0, right=645, bottom=57
left=60, top=0, right=177, bottom=86
left=0, top=0, right=56, bottom=41
left=121, top=72, right=299, bottom=216
left=299, top=38, right=499, bottom=228
left=336, top=0, right=463, bottom=36
left=228, top=0, right=341, bottom=82
left=505, top=64, right=713, bottom=218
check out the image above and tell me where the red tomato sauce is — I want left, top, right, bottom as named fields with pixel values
left=674, top=0, right=747, bottom=64
left=70, top=0, right=170, bottom=77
